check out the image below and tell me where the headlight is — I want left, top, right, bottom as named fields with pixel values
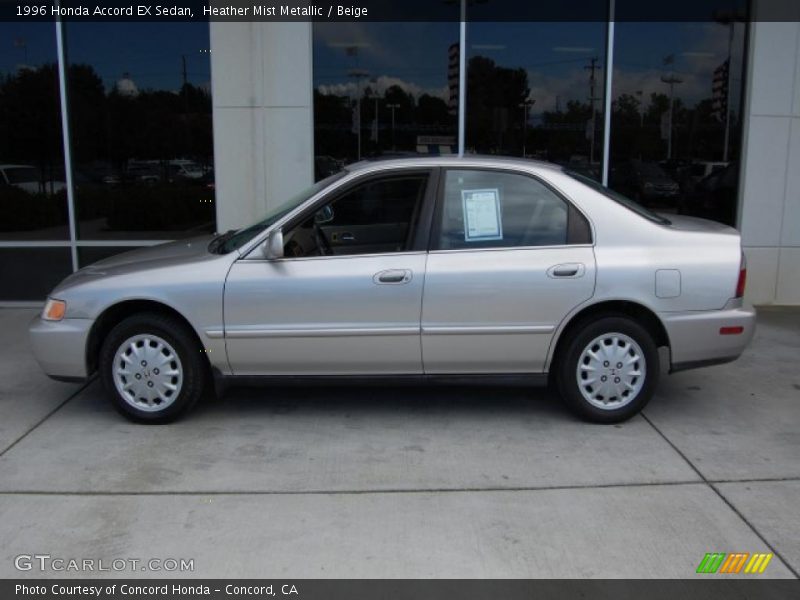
left=42, top=298, right=66, bottom=321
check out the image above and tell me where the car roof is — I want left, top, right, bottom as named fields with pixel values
left=344, top=155, right=564, bottom=174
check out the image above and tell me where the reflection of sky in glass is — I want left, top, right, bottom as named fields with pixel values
left=467, top=22, right=606, bottom=116
left=314, top=20, right=745, bottom=115
left=0, top=23, right=58, bottom=75
left=0, top=22, right=211, bottom=92
left=66, top=23, right=211, bottom=92
left=613, top=22, right=746, bottom=114
left=3, top=20, right=744, bottom=108
left=314, top=22, right=459, bottom=99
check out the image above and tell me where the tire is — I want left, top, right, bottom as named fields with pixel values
left=556, top=315, right=659, bottom=423
left=99, top=312, right=206, bottom=424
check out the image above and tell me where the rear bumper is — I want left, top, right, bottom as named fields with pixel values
left=29, top=315, right=92, bottom=380
left=660, top=302, right=756, bottom=373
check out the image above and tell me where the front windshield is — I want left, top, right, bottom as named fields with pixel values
left=564, top=169, right=671, bottom=226
left=213, top=171, right=346, bottom=254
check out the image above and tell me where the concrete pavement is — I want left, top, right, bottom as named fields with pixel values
left=0, top=307, right=798, bottom=578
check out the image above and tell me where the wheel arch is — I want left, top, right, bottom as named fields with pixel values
left=86, top=299, right=208, bottom=377
left=546, top=300, right=671, bottom=375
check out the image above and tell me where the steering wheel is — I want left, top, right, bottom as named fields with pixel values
left=313, top=223, right=334, bottom=256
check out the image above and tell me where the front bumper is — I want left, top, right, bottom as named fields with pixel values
left=29, top=315, right=93, bottom=380
left=660, top=301, right=756, bottom=373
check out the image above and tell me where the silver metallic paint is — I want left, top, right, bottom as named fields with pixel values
left=28, top=156, right=755, bottom=384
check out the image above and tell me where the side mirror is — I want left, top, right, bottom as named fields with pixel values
left=262, top=228, right=284, bottom=260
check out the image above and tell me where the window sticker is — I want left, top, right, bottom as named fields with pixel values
left=461, top=188, right=503, bottom=241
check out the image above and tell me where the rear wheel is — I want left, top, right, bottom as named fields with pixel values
left=557, top=316, right=659, bottom=423
left=99, top=313, right=206, bottom=423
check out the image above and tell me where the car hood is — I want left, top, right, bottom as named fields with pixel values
left=53, top=235, right=218, bottom=294
left=85, top=235, right=216, bottom=271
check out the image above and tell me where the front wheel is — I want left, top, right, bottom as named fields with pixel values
left=556, top=316, right=659, bottom=423
left=99, top=313, right=206, bottom=423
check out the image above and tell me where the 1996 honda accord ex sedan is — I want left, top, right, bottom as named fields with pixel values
left=30, top=157, right=756, bottom=424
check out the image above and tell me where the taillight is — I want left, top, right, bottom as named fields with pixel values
left=735, top=252, right=747, bottom=298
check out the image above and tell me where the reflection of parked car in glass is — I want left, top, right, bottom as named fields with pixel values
left=0, top=164, right=66, bottom=195
left=169, top=159, right=206, bottom=180
left=314, top=155, right=345, bottom=181
left=31, top=157, right=754, bottom=425
left=679, top=162, right=739, bottom=227
left=610, top=160, right=680, bottom=207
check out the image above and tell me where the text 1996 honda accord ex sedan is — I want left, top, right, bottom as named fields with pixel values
left=30, top=157, right=756, bottom=423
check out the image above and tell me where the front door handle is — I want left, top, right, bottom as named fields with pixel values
left=373, top=269, right=412, bottom=285
left=547, top=263, right=585, bottom=278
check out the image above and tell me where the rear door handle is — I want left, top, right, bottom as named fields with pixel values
left=373, top=269, right=412, bottom=284
left=340, top=232, right=355, bottom=242
left=547, top=263, right=585, bottom=278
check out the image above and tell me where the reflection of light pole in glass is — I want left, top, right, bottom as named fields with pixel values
left=386, top=103, right=400, bottom=150
left=585, top=57, right=600, bottom=165
left=367, top=80, right=380, bottom=148
left=635, top=90, right=644, bottom=128
left=518, top=98, right=534, bottom=157
left=13, top=38, right=27, bottom=66
left=661, top=72, right=683, bottom=160
left=329, top=42, right=370, bottom=161
left=635, top=90, right=645, bottom=160
left=348, top=68, right=370, bottom=160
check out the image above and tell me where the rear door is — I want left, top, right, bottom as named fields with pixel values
left=421, top=168, right=596, bottom=374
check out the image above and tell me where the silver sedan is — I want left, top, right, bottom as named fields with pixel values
left=30, top=157, right=755, bottom=423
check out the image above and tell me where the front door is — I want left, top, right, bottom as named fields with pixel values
left=224, top=170, right=432, bottom=375
left=421, top=168, right=596, bottom=374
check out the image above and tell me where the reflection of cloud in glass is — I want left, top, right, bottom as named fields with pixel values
left=613, top=22, right=746, bottom=110
left=314, top=22, right=459, bottom=93
left=317, top=74, right=449, bottom=102
left=553, top=47, right=596, bottom=53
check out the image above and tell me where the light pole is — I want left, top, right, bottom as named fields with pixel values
left=518, top=98, right=534, bottom=157
left=661, top=73, right=683, bottom=160
left=386, top=103, right=400, bottom=151
left=348, top=68, right=370, bottom=160
left=585, top=57, right=601, bottom=165
left=635, top=90, right=644, bottom=128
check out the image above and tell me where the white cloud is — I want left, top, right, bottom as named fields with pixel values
left=317, top=74, right=449, bottom=102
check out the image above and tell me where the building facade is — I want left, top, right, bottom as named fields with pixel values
left=1, top=0, right=798, bottom=304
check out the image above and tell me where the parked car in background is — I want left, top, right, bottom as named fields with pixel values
left=0, top=164, right=66, bottom=195
left=30, top=156, right=754, bottom=424
left=679, top=162, right=739, bottom=226
left=610, top=160, right=680, bottom=207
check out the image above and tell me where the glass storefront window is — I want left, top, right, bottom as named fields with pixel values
left=465, top=22, right=608, bottom=180
left=312, top=21, right=460, bottom=179
left=0, top=248, right=72, bottom=301
left=64, top=22, right=216, bottom=240
left=0, top=23, right=69, bottom=241
left=608, top=17, right=747, bottom=226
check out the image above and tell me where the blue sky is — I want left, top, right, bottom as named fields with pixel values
left=1, top=19, right=744, bottom=113
left=0, top=22, right=211, bottom=91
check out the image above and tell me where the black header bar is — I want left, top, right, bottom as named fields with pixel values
left=3, top=0, right=799, bottom=23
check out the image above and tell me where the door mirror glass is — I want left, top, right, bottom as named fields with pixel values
left=262, top=228, right=284, bottom=260
left=314, top=204, right=335, bottom=224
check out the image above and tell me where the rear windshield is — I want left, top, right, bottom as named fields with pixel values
left=563, top=169, right=671, bottom=226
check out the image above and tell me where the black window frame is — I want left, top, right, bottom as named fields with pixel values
left=429, top=167, right=593, bottom=252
